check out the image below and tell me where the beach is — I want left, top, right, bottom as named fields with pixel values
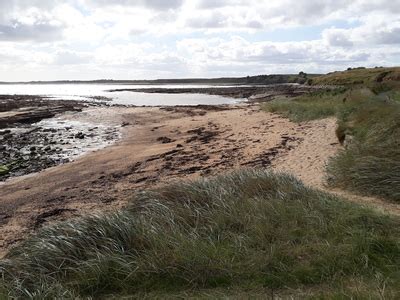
left=0, top=100, right=340, bottom=256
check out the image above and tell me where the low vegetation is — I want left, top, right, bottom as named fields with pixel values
left=264, top=87, right=347, bottom=122
left=311, top=66, right=400, bottom=87
left=1, top=170, right=400, bottom=298
left=327, top=94, right=400, bottom=201
left=264, top=67, right=400, bottom=202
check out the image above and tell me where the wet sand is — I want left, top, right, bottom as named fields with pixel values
left=0, top=103, right=341, bottom=256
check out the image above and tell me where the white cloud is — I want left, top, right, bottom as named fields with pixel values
left=0, top=0, right=399, bottom=80
left=0, top=23, right=63, bottom=41
left=53, top=50, right=90, bottom=65
left=323, top=28, right=354, bottom=47
left=85, top=0, right=184, bottom=10
left=323, top=15, right=400, bottom=47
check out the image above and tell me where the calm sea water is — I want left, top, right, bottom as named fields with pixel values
left=0, top=84, right=241, bottom=106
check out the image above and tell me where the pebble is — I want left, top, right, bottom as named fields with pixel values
left=75, top=132, right=85, bottom=139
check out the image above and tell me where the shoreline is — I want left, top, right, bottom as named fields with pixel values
left=0, top=102, right=340, bottom=257
left=108, top=84, right=323, bottom=101
left=0, top=96, right=120, bottom=181
left=0, top=83, right=338, bottom=257
left=1, top=84, right=320, bottom=181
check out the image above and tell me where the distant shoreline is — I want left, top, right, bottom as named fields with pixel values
left=0, top=73, right=320, bottom=85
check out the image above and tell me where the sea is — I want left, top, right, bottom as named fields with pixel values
left=0, top=84, right=242, bottom=106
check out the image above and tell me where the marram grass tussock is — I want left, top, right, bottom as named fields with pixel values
left=1, top=169, right=400, bottom=298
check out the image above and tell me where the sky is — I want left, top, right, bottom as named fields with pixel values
left=0, top=0, right=399, bottom=81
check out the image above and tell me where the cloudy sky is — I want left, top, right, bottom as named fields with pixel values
left=0, top=0, right=399, bottom=81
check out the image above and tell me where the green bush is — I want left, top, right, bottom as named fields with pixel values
left=1, top=170, right=400, bottom=298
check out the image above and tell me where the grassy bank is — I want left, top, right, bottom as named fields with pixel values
left=1, top=170, right=400, bottom=298
left=327, top=93, right=400, bottom=201
left=264, top=87, right=348, bottom=122
left=264, top=67, right=400, bottom=202
left=311, top=66, right=400, bottom=86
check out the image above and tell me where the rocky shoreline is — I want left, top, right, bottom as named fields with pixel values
left=0, top=95, right=88, bottom=128
left=108, top=84, right=322, bottom=101
left=0, top=86, right=320, bottom=181
left=0, top=95, right=119, bottom=181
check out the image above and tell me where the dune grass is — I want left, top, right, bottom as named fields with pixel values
left=1, top=169, right=400, bottom=298
left=327, top=96, right=400, bottom=201
left=264, top=81, right=400, bottom=202
left=263, top=95, right=337, bottom=122
left=263, top=87, right=367, bottom=122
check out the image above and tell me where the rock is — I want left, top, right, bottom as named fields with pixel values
left=176, top=144, right=184, bottom=148
left=0, top=130, right=11, bottom=135
left=3, top=133, right=13, bottom=139
left=121, top=122, right=130, bottom=127
left=30, top=146, right=36, bottom=151
left=43, top=128, right=57, bottom=133
left=75, top=132, right=85, bottom=139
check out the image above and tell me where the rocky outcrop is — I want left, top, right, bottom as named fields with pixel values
left=0, top=95, right=85, bottom=128
left=108, top=84, right=324, bottom=101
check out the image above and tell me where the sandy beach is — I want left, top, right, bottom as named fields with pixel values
left=0, top=102, right=344, bottom=256
left=2, top=1, right=399, bottom=296
left=4, top=95, right=400, bottom=260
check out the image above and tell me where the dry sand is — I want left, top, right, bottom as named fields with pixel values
left=1, top=103, right=399, bottom=257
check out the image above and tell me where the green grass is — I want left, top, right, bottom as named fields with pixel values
left=326, top=96, right=400, bottom=201
left=264, top=80, right=400, bottom=202
left=263, top=97, right=336, bottom=122
left=1, top=169, right=400, bottom=298
left=263, top=87, right=365, bottom=122
left=312, top=67, right=400, bottom=86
